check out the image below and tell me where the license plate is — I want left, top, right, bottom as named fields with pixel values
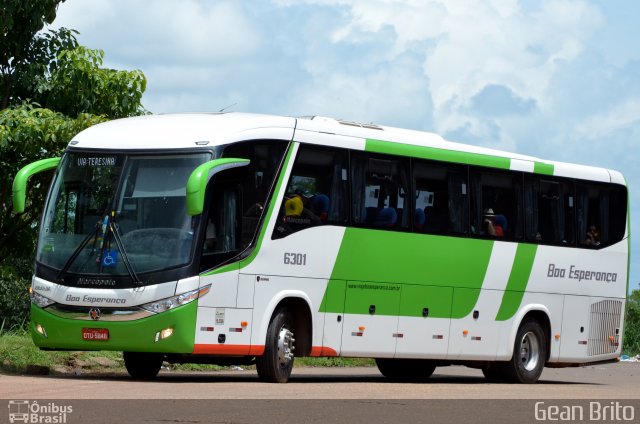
left=82, top=328, right=109, bottom=341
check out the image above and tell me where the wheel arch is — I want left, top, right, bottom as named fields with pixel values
left=256, top=291, right=314, bottom=356
left=505, top=304, right=552, bottom=363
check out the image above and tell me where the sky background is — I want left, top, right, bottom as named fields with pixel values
left=53, top=0, right=640, bottom=288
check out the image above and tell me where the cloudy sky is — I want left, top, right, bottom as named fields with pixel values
left=54, top=0, right=640, bottom=287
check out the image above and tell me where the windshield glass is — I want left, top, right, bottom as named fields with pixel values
left=37, top=152, right=210, bottom=276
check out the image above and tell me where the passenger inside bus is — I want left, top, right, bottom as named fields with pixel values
left=483, top=208, right=505, bottom=237
left=584, top=225, right=600, bottom=246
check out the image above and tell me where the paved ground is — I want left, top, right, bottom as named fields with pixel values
left=3, top=363, right=640, bottom=424
left=1, top=362, right=639, bottom=399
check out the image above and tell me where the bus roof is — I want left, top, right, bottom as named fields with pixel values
left=68, top=112, right=624, bottom=185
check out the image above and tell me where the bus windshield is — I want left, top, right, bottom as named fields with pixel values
left=36, top=152, right=210, bottom=277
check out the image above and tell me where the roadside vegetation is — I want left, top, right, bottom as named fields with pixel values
left=0, top=330, right=373, bottom=376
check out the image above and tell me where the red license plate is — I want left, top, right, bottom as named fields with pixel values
left=82, top=328, right=109, bottom=341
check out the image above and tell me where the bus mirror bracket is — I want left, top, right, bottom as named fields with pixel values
left=186, top=158, right=250, bottom=216
left=12, top=157, right=61, bottom=214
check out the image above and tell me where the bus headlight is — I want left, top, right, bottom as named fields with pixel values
left=140, top=285, right=210, bottom=314
left=29, top=288, right=55, bottom=308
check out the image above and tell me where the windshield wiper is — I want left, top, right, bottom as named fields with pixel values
left=104, top=213, right=141, bottom=285
left=55, top=220, right=102, bottom=284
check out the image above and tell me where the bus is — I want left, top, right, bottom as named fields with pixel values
left=13, top=113, right=629, bottom=383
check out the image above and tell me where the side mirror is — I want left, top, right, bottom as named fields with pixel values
left=186, top=158, right=250, bottom=216
left=13, top=157, right=61, bottom=214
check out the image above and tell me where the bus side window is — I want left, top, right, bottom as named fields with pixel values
left=524, top=176, right=575, bottom=245
left=272, top=145, right=348, bottom=239
left=576, top=182, right=627, bottom=248
left=351, top=152, right=410, bottom=231
left=413, top=160, right=468, bottom=235
left=469, top=168, right=523, bottom=241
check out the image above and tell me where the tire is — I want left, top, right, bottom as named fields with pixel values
left=502, top=319, right=547, bottom=383
left=375, top=358, right=436, bottom=382
left=123, top=352, right=163, bottom=380
left=256, top=307, right=296, bottom=383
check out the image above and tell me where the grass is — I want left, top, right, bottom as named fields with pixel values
left=0, top=330, right=124, bottom=375
left=0, top=331, right=373, bottom=375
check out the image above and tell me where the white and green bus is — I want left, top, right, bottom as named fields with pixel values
left=14, top=113, right=629, bottom=383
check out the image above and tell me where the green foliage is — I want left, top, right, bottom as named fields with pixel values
left=11, top=27, right=79, bottom=105
left=0, top=260, right=31, bottom=332
left=0, top=0, right=68, bottom=108
left=0, top=104, right=108, bottom=270
left=45, top=46, right=147, bottom=118
left=623, top=289, right=640, bottom=355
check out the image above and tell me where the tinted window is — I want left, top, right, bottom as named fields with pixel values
left=470, top=169, right=523, bottom=240
left=273, top=144, right=348, bottom=238
left=351, top=152, right=410, bottom=230
left=524, top=176, right=575, bottom=245
left=201, top=140, right=287, bottom=270
left=576, top=183, right=627, bottom=248
left=413, top=160, right=468, bottom=234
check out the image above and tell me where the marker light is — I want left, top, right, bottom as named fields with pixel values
left=141, top=285, right=210, bottom=314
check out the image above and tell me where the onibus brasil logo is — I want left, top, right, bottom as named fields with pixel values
left=8, top=400, right=73, bottom=423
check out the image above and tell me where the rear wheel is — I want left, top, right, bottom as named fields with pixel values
left=502, top=319, right=546, bottom=383
left=376, top=358, right=436, bottom=382
left=256, top=307, right=296, bottom=383
left=123, top=352, right=163, bottom=380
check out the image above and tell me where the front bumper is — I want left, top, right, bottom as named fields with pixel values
left=30, top=300, right=197, bottom=353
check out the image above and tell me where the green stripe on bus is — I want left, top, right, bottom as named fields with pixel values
left=534, top=162, right=554, bottom=175
left=495, top=243, right=538, bottom=321
left=366, top=139, right=511, bottom=170
left=202, top=143, right=297, bottom=276
left=321, top=229, right=494, bottom=318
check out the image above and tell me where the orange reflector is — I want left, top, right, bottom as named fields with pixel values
left=359, top=326, right=365, bottom=331
left=241, top=321, right=248, bottom=327
left=555, top=334, right=561, bottom=340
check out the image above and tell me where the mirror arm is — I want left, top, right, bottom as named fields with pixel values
left=12, top=157, right=61, bottom=214
left=186, top=158, right=250, bottom=216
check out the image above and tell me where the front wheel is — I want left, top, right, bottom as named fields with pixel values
left=123, top=352, right=163, bottom=380
left=503, top=319, right=547, bottom=383
left=256, top=307, right=296, bottom=383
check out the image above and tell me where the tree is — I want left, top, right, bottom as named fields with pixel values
left=0, top=0, right=69, bottom=108
left=0, top=104, right=108, bottom=261
left=624, top=289, right=640, bottom=355
left=45, top=46, right=147, bottom=118
left=0, top=2, right=148, bottom=331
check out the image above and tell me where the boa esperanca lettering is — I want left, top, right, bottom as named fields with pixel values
left=547, top=263, right=617, bottom=283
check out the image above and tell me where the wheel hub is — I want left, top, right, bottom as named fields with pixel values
left=520, top=331, right=540, bottom=371
left=277, top=327, right=295, bottom=367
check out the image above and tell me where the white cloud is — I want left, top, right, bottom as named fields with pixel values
left=576, top=99, right=640, bottom=140
left=55, top=0, right=261, bottom=66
